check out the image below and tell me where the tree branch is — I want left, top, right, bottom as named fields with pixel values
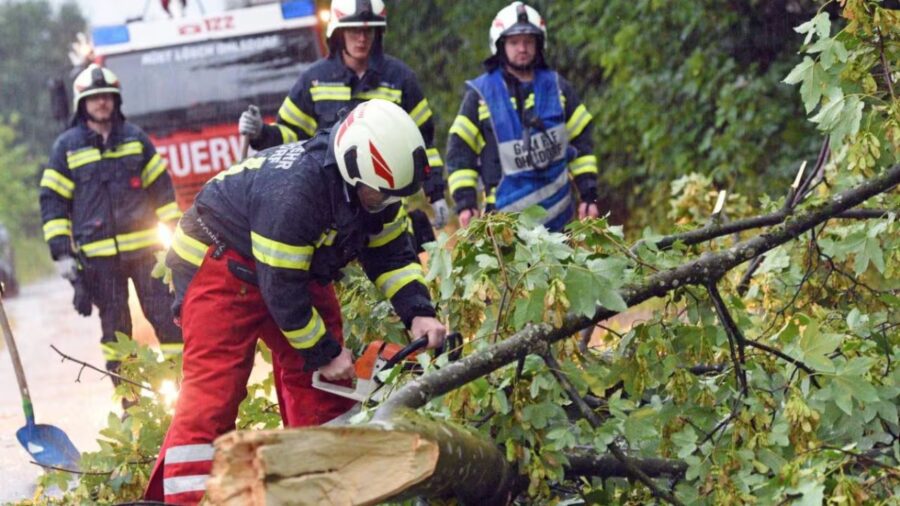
left=541, top=351, right=684, bottom=506
left=374, top=165, right=900, bottom=417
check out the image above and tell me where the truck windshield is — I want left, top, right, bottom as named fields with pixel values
left=103, top=28, right=320, bottom=135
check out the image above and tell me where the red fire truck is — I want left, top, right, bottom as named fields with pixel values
left=89, top=0, right=325, bottom=210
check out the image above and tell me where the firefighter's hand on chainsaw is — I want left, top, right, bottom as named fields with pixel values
left=410, top=316, right=447, bottom=350
left=238, top=105, right=263, bottom=139
left=318, top=347, right=355, bottom=381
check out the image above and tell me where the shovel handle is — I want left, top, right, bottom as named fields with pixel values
left=239, top=134, right=250, bottom=161
left=0, top=297, right=34, bottom=424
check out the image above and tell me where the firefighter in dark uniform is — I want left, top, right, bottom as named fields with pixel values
left=145, top=100, right=447, bottom=505
left=239, top=0, right=450, bottom=236
left=446, top=2, right=600, bottom=232
left=39, top=64, right=183, bottom=385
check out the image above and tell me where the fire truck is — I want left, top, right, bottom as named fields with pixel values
left=87, top=0, right=325, bottom=210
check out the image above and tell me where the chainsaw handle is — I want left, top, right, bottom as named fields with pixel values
left=380, top=336, right=429, bottom=373
left=311, top=372, right=363, bottom=401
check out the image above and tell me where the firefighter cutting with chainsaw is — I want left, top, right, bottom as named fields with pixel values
left=38, top=64, right=183, bottom=392
left=145, top=100, right=446, bottom=505
left=238, top=0, right=451, bottom=233
left=447, top=1, right=600, bottom=232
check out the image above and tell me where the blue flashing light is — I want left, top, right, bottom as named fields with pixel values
left=92, top=25, right=130, bottom=46
left=281, top=0, right=315, bottom=20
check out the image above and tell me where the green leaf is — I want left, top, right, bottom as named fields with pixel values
left=783, top=56, right=814, bottom=85
left=513, top=285, right=547, bottom=328
left=624, top=406, right=658, bottom=443
left=799, top=62, right=828, bottom=113
left=829, top=96, right=863, bottom=146
left=565, top=268, right=600, bottom=317
left=796, top=320, right=841, bottom=372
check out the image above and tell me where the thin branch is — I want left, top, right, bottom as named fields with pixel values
left=541, top=350, right=684, bottom=506
left=877, top=27, right=896, bottom=101
left=706, top=282, right=748, bottom=395
left=744, top=339, right=821, bottom=388
left=50, top=344, right=152, bottom=391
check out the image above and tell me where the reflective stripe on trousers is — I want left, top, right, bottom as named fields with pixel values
left=143, top=248, right=354, bottom=505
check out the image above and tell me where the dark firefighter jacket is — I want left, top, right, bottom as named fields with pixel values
left=251, top=50, right=446, bottom=202
left=40, top=120, right=181, bottom=261
left=168, top=130, right=437, bottom=369
left=446, top=69, right=599, bottom=213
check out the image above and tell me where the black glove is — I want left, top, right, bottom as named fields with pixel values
left=72, top=279, right=92, bottom=317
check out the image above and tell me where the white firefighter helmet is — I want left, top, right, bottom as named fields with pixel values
left=72, top=63, right=121, bottom=111
left=326, top=0, right=387, bottom=39
left=489, top=1, right=547, bottom=55
left=333, top=99, right=427, bottom=199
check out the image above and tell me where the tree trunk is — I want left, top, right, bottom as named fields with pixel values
left=206, top=408, right=520, bottom=506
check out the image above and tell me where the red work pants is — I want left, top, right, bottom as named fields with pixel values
left=144, top=248, right=354, bottom=505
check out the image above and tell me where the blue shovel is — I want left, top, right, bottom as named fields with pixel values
left=0, top=295, right=80, bottom=470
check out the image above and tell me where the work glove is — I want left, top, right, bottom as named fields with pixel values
left=431, top=198, right=450, bottom=229
left=55, top=256, right=78, bottom=282
left=72, top=279, right=92, bottom=317
left=238, top=105, right=263, bottom=139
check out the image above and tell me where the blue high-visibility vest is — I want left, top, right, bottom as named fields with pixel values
left=468, top=68, right=573, bottom=231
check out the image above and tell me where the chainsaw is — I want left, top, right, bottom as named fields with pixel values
left=312, top=332, right=461, bottom=405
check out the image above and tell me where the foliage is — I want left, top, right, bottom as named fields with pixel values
left=14, top=2, right=899, bottom=505
left=388, top=0, right=824, bottom=226
left=0, top=0, right=85, bottom=154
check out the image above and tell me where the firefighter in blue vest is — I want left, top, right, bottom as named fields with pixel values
left=239, top=0, right=450, bottom=232
left=39, top=65, right=183, bottom=387
left=446, top=1, right=599, bottom=231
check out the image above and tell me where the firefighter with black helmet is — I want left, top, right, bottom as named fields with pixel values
left=39, top=64, right=183, bottom=390
left=446, top=1, right=600, bottom=231
left=146, top=100, right=446, bottom=505
left=238, top=0, right=450, bottom=231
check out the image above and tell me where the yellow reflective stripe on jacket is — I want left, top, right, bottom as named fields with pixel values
left=275, top=124, right=300, bottom=144
left=212, top=156, right=265, bottom=181
left=40, top=169, right=75, bottom=199
left=66, top=148, right=101, bottom=169
left=568, top=155, right=598, bottom=177
left=172, top=224, right=208, bottom=267
left=566, top=104, right=593, bottom=140
left=103, top=141, right=144, bottom=159
left=375, top=263, right=426, bottom=300
left=524, top=93, right=535, bottom=110
left=250, top=231, right=312, bottom=270
left=477, top=103, right=490, bottom=121
left=315, top=229, right=337, bottom=247
left=282, top=309, right=326, bottom=349
left=449, top=115, right=485, bottom=154
left=278, top=97, right=316, bottom=137
left=156, top=202, right=182, bottom=222
left=426, top=147, right=444, bottom=167
left=485, top=186, right=497, bottom=205
left=141, top=153, right=168, bottom=188
left=310, top=84, right=351, bottom=102
left=354, top=86, right=402, bottom=103
left=368, top=207, right=408, bottom=248
left=159, top=343, right=183, bottom=358
left=42, top=218, right=72, bottom=241
left=448, top=169, right=479, bottom=194
left=409, top=99, right=433, bottom=127
left=80, top=227, right=159, bottom=257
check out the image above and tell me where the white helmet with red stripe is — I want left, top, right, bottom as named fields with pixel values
left=489, top=1, right=547, bottom=55
left=333, top=99, right=427, bottom=199
left=326, top=0, right=387, bottom=39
